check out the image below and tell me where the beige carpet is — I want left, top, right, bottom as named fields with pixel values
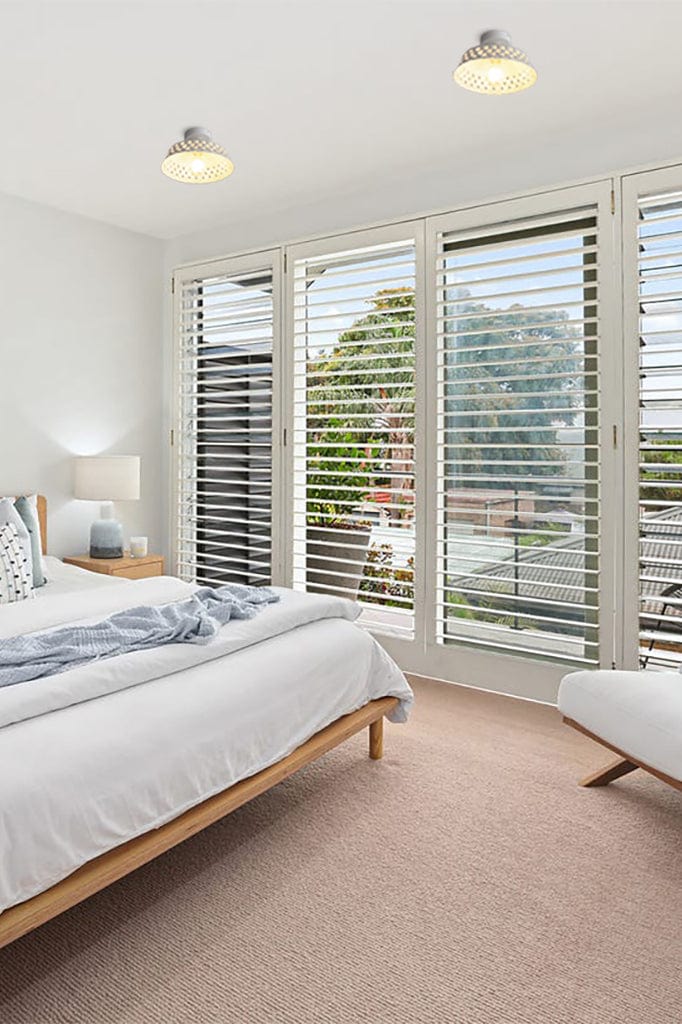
left=1, top=677, right=681, bottom=1024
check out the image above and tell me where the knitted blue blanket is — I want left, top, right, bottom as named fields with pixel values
left=0, top=584, right=279, bottom=687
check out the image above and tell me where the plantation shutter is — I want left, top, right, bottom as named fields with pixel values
left=637, top=192, right=682, bottom=669
left=433, top=209, right=601, bottom=664
left=175, top=258, right=276, bottom=587
left=291, top=237, right=417, bottom=638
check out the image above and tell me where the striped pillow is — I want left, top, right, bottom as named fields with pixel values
left=0, top=522, right=34, bottom=604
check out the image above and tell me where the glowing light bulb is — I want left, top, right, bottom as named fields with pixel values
left=487, top=64, right=505, bottom=83
left=191, top=157, right=206, bottom=173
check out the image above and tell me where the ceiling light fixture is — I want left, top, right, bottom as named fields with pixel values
left=453, top=30, right=537, bottom=95
left=161, top=127, right=234, bottom=184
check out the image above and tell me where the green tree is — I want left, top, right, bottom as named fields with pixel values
left=640, top=440, right=682, bottom=507
left=443, top=294, right=583, bottom=490
left=306, top=288, right=415, bottom=526
left=306, top=287, right=583, bottom=523
left=305, top=286, right=586, bottom=617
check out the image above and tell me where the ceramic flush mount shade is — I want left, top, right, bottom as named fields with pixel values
left=161, top=127, right=234, bottom=183
left=453, top=29, right=537, bottom=95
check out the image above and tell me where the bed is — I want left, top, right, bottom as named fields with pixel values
left=0, top=499, right=413, bottom=949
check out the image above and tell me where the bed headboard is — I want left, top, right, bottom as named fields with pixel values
left=37, top=495, right=47, bottom=554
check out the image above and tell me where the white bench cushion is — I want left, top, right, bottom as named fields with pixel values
left=558, top=670, right=682, bottom=783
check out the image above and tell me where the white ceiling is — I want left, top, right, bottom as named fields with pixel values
left=0, top=0, right=681, bottom=240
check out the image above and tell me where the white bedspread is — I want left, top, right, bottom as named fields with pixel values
left=39, top=554, right=129, bottom=596
left=0, top=567, right=413, bottom=913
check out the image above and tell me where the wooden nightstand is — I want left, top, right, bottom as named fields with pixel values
left=63, top=553, right=165, bottom=580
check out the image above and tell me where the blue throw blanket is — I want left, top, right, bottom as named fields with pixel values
left=0, top=584, right=279, bottom=688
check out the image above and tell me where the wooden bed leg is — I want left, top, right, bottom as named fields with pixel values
left=579, top=757, right=639, bottom=788
left=369, top=717, right=384, bottom=760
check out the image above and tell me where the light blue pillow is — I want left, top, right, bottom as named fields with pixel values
left=13, top=497, right=45, bottom=588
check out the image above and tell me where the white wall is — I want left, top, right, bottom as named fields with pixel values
left=0, top=191, right=163, bottom=558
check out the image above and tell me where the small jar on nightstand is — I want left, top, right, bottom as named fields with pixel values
left=63, top=553, right=165, bottom=580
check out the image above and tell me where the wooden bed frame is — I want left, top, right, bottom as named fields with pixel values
left=36, top=493, right=47, bottom=556
left=0, top=696, right=397, bottom=950
left=564, top=716, right=682, bottom=793
left=0, top=500, right=399, bottom=950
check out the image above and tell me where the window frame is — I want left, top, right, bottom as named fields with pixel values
left=171, top=249, right=286, bottom=587
left=282, top=221, right=428, bottom=665
left=621, top=165, right=682, bottom=670
left=420, top=180, right=620, bottom=700
left=167, top=170, right=672, bottom=703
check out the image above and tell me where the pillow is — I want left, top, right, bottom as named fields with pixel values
left=0, top=498, right=33, bottom=588
left=0, top=495, right=47, bottom=579
left=0, top=522, right=34, bottom=604
left=14, top=496, right=46, bottom=587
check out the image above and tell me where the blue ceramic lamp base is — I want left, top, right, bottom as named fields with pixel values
left=89, top=503, right=124, bottom=558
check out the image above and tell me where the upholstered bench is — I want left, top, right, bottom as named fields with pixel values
left=558, top=669, right=682, bottom=791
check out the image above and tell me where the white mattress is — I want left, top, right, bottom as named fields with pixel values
left=0, top=571, right=412, bottom=913
left=558, top=669, right=682, bottom=783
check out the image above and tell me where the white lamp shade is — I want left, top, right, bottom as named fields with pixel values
left=74, top=456, right=141, bottom=501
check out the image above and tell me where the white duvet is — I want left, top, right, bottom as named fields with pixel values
left=0, top=570, right=413, bottom=914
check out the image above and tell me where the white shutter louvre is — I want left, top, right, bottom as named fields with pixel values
left=176, top=264, right=274, bottom=587
left=637, top=192, right=682, bottom=669
left=434, top=209, right=601, bottom=664
left=292, top=238, right=416, bottom=638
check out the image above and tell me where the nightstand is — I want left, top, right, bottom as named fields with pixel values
left=63, top=553, right=165, bottom=580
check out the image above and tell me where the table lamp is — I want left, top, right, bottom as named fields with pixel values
left=74, top=456, right=141, bottom=558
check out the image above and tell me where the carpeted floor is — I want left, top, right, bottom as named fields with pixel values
left=1, top=677, right=680, bottom=1024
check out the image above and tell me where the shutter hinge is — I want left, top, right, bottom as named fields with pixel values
left=171, top=277, right=176, bottom=295
left=610, top=188, right=616, bottom=215
left=170, top=428, right=175, bottom=447
left=283, top=427, right=288, bottom=446
left=611, top=660, right=616, bottom=670
left=283, top=252, right=288, bottom=273
left=612, top=424, right=617, bottom=449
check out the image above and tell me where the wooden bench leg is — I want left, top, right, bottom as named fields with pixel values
left=369, top=717, right=384, bottom=760
left=580, top=757, right=639, bottom=788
